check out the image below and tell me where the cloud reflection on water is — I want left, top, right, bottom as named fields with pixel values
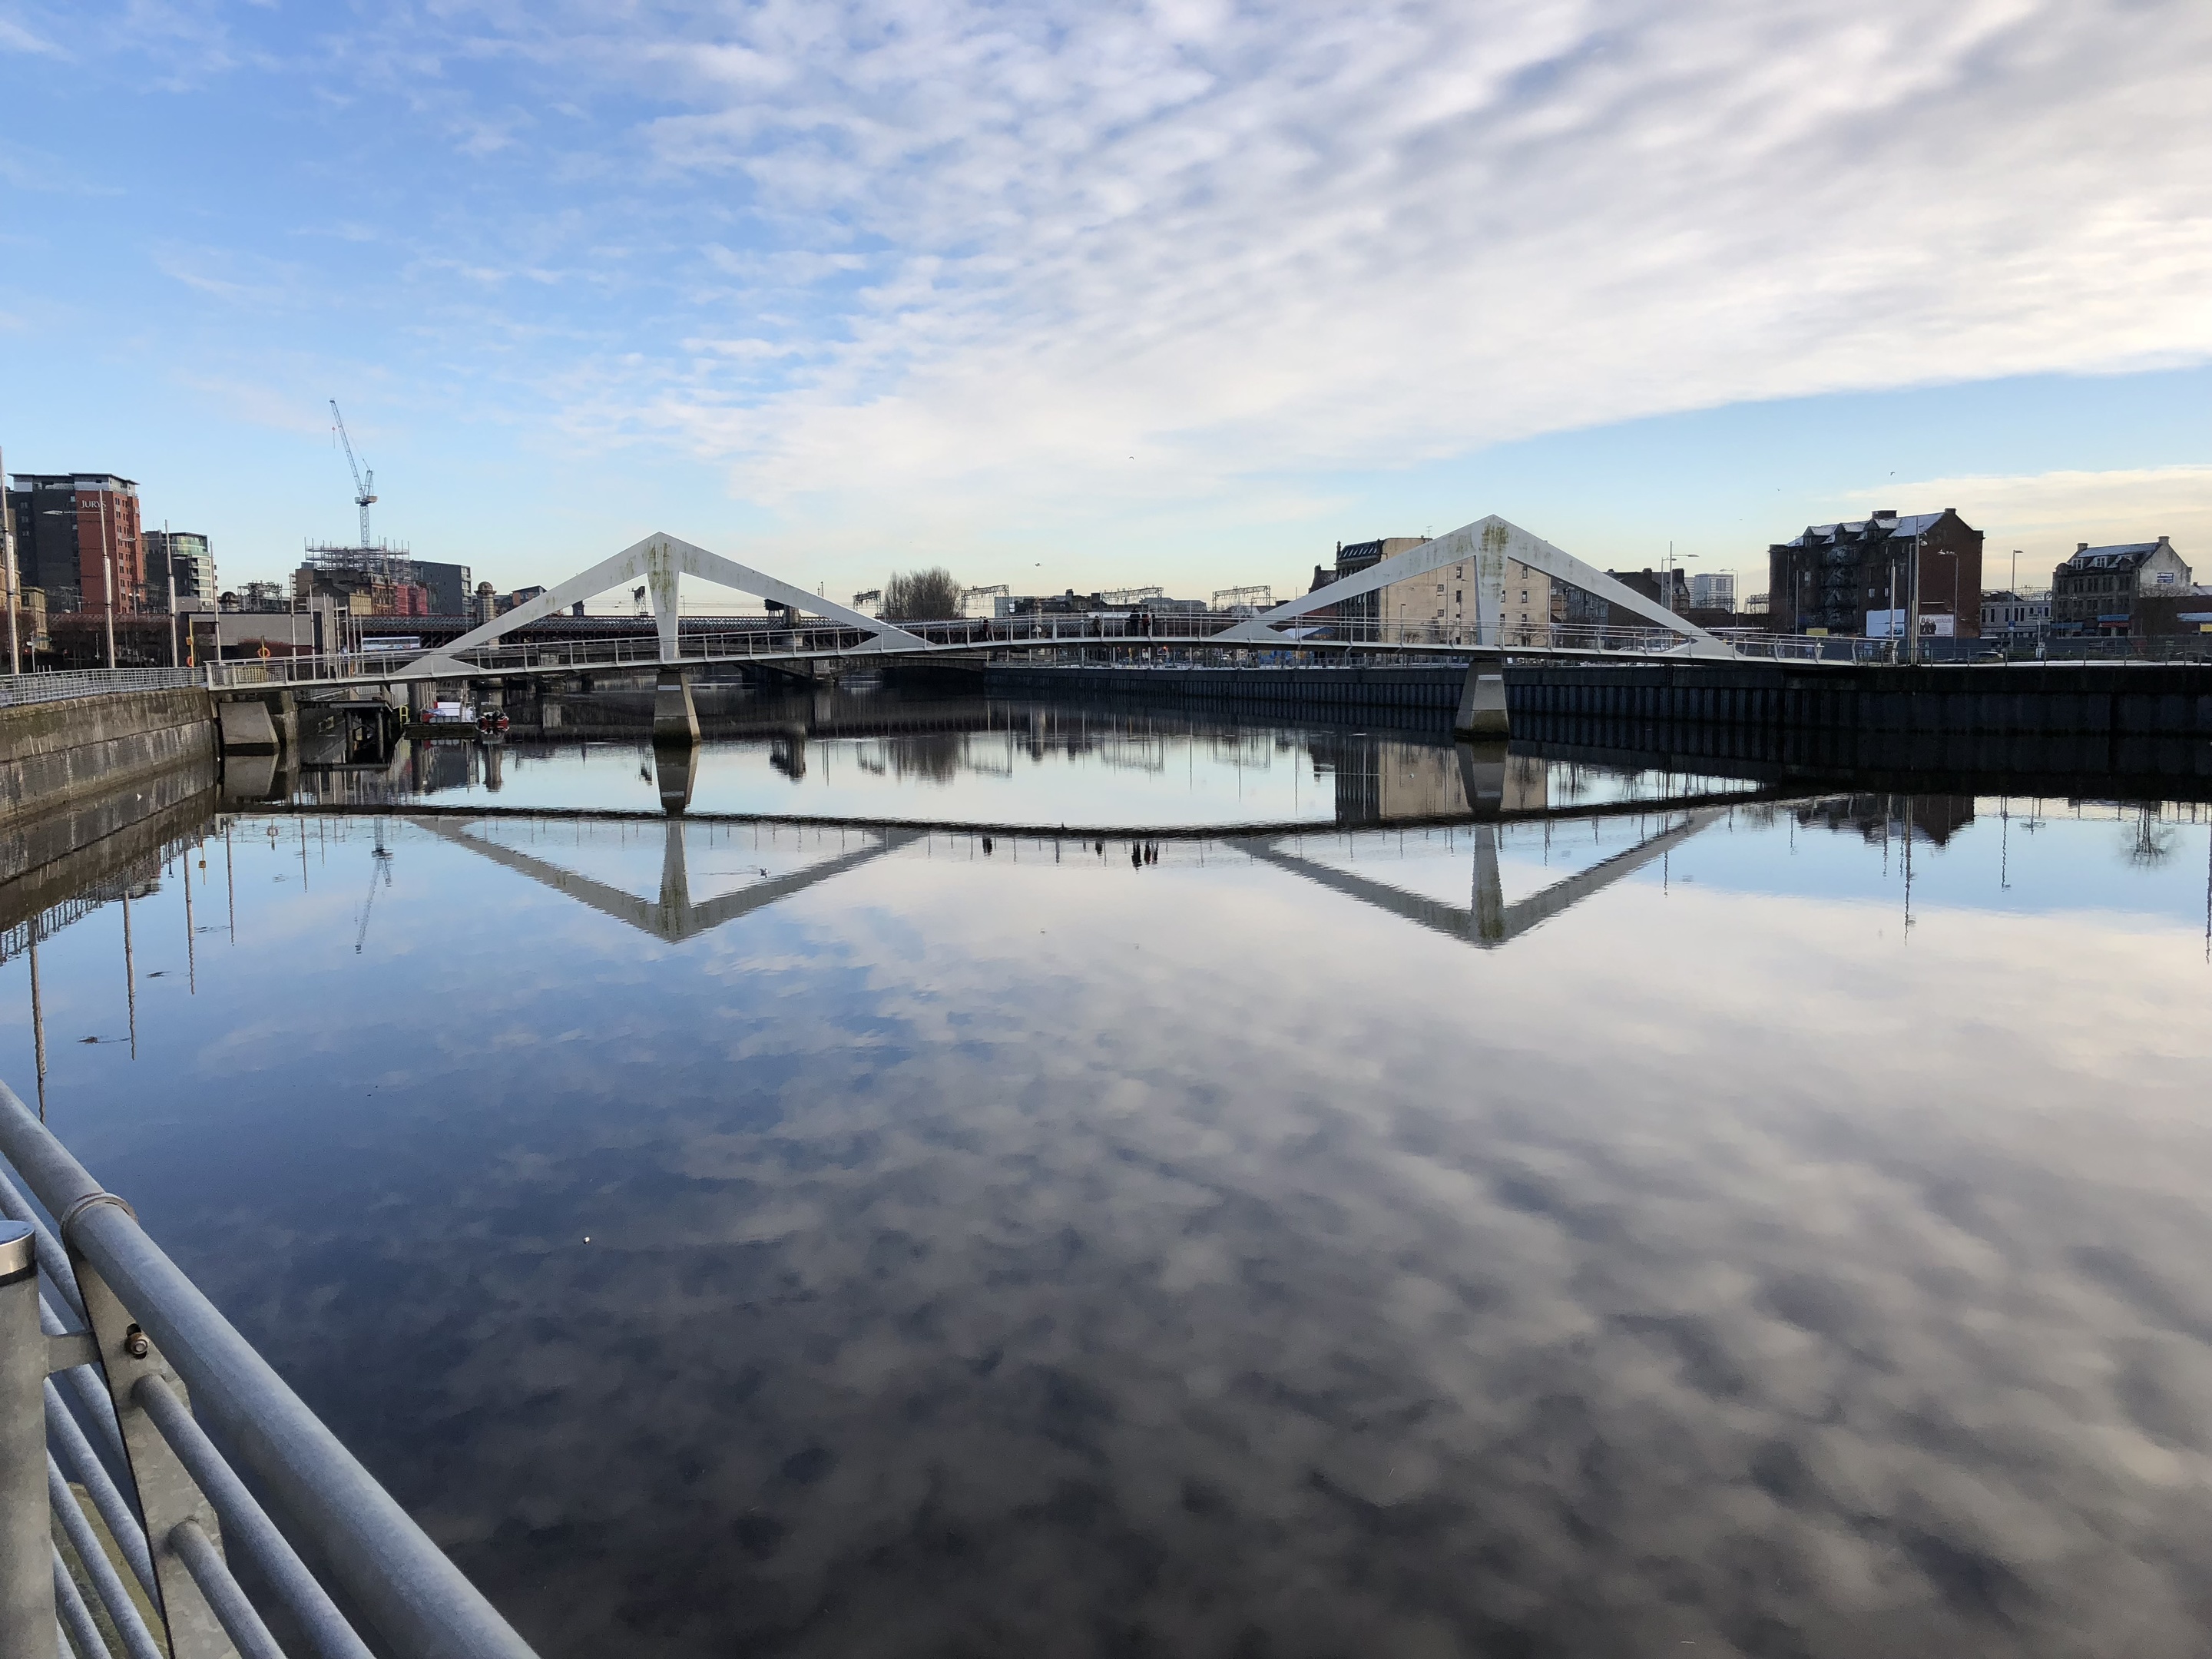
left=81, top=811, right=2206, bottom=1659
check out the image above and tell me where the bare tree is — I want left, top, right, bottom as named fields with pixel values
left=882, top=566, right=963, bottom=620
left=2127, top=806, right=2176, bottom=866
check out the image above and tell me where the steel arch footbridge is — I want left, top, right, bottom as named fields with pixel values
left=204, top=517, right=1774, bottom=702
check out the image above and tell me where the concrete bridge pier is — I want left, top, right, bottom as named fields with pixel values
left=654, top=667, right=700, bottom=743
left=1453, top=665, right=1509, bottom=736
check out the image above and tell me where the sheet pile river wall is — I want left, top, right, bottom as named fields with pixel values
left=983, top=663, right=1466, bottom=715
left=986, top=660, right=2212, bottom=733
left=1504, top=661, right=2212, bottom=735
left=1508, top=661, right=2212, bottom=789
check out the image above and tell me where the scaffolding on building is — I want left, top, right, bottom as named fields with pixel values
left=960, top=583, right=1009, bottom=619
left=1211, top=584, right=1274, bottom=612
left=302, top=541, right=417, bottom=580
left=298, top=542, right=430, bottom=618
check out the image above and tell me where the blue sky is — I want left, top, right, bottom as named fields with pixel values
left=2, top=0, right=2207, bottom=607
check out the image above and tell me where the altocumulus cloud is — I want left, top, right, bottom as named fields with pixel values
left=471, top=0, right=2212, bottom=508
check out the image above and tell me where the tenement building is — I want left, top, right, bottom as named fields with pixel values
left=1313, top=538, right=1561, bottom=641
left=1767, top=508, right=1984, bottom=637
left=1318, top=537, right=1435, bottom=638
left=2048, top=538, right=2190, bottom=637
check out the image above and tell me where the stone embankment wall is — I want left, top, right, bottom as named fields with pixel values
left=0, top=689, right=217, bottom=827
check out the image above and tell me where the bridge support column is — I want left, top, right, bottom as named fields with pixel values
left=1453, top=665, right=1508, bottom=736
left=654, top=666, right=700, bottom=743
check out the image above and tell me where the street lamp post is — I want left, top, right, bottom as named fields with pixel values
left=1886, top=547, right=1901, bottom=664
left=0, top=444, right=18, bottom=675
left=41, top=501, right=119, bottom=668
left=98, top=489, right=118, bottom=668
left=1906, top=531, right=1922, bottom=665
left=161, top=520, right=181, bottom=668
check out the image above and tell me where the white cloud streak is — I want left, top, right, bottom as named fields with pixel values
left=489, top=0, right=2212, bottom=515
left=1851, top=465, right=2212, bottom=574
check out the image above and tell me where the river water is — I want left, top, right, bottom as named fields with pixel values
left=5, top=695, right=2212, bottom=1657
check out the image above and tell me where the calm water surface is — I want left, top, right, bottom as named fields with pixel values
left=6, top=699, right=2212, bottom=1657
left=286, top=691, right=1769, bottom=827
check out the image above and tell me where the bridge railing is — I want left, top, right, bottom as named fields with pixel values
left=0, top=1078, right=539, bottom=1659
left=0, top=669, right=202, bottom=710
left=204, top=614, right=1750, bottom=686
left=204, top=612, right=2194, bottom=688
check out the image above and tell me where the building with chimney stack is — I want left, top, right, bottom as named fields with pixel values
left=1767, top=508, right=1982, bottom=637
left=2049, top=538, right=2191, bottom=637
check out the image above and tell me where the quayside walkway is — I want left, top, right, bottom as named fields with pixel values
left=0, top=1081, right=541, bottom=1659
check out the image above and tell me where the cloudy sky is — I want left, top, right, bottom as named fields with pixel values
left=2, top=0, right=2207, bottom=603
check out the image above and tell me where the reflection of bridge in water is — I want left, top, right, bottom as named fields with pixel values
left=289, top=689, right=1793, bottom=831
left=1237, top=812, right=1726, bottom=949
left=409, top=815, right=919, bottom=944
left=414, top=790, right=1740, bottom=955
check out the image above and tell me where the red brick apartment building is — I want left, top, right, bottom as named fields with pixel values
left=1767, top=508, right=1984, bottom=637
left=4, top=473, right=145, bottom=616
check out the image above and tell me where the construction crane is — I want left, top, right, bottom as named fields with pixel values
left=330, top=399, right=378, bottom=548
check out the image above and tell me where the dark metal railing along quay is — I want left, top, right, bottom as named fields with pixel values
left=0, top=1079, right=538, bottom=1659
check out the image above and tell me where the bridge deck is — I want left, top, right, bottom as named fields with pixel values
left=205, top=616, right=1879, bottom=695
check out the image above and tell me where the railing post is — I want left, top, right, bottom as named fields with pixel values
left=1, top=1220, right=57, bottom=1659
left=67, top=1233, right=237, bottom=1658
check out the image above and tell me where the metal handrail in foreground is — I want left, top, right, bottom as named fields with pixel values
left=0, top=1079, right=538, bottom=1659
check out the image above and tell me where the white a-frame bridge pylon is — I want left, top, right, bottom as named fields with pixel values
left=404, top=532, right=929, bottom=679
left=1213, top=515, right=1735, bottom=658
